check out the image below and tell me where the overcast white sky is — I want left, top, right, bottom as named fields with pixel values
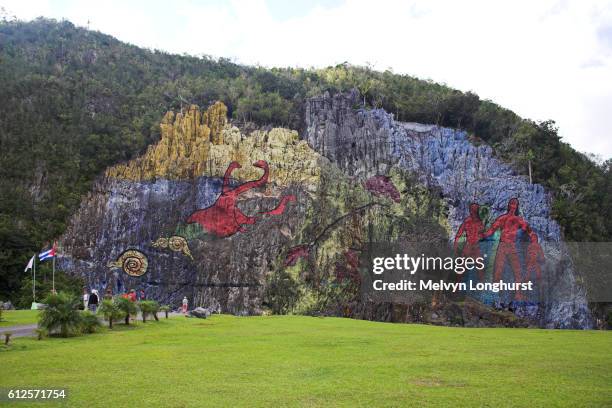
left=2, top=0, right=611, bottom=159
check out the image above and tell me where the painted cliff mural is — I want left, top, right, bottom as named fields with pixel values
left=452, top=198, right=546, bottom=303
left=186, top=160, right=295, bottom=238
left=56, top=93, right=591, bottom=328
left=304, top=90, right=590, bottom=328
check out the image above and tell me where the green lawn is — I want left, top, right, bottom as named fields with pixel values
left=0, top=310, right=39, bottom=327
left=0, top=315, right=610, bottom=407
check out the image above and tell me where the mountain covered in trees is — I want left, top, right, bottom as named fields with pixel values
left=0, top=18, right=610, bottom=308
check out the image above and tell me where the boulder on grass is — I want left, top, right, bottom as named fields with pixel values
left=189, top=307, right=211, bottom=319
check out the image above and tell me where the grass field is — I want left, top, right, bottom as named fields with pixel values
left=0, top=315, right=610, bottom=407
left=0, top=310, right=39, bottom=327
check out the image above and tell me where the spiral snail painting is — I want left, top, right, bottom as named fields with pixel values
left=107, top=249, right=149, bottom=277
left=152, top=235, right=194, bottom=260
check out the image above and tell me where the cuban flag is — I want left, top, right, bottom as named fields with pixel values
left=39, top=243, right=56, bottom=262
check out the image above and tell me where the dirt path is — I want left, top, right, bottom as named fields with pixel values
left=0, top=312, right=185, bottom=338
left=0, top=324, right=37, bottom=338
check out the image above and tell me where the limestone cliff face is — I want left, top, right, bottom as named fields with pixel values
left=305, top=91, right=559, bottom=240
left=305, top=89, right=391, bottom=178
left=58, top=95, right=590, bottom=328
left=107, top=102, right=320, bottom=187
left=305, top=91, right=591, bottom=329
left=59, top=103, right=323, bottom=313
left=58, top=100, right=443, bottom=316
left=107, top=103, right=226, bottom=180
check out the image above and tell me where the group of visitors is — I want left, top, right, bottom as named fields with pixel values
left=83, top=287, right=147, bottom=312
left=82, top=287, right=190, bottom=315
left=120, top=289, right=146, bottom=302
left=83, top=289, right=99, bottom=312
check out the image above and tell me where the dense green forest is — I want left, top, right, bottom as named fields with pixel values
left=0, top=18, right=610, bottom=303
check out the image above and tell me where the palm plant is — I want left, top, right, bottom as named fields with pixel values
left=150, top=301, right=160, bottom=321
left=138, top=301, right=160, bottom=322
left=115, top=297, right=138, bottom=325
left=97, top=299, right=122, bottom=329
left=80, top=311, right=101, bottom=333
left=38, top=292, right=82, bottom=337
left=137, top=301, right=149, bottom=323
left=159, top=305, right=170, bottom=319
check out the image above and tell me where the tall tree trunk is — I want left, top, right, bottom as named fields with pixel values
left=528, top=160, right=533, bottom=184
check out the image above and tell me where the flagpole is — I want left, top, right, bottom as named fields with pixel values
left=33, top=256, right=36, bottom=303
left=52, top=253, right=55, bottom=293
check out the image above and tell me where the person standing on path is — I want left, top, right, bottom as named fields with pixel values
left=82, top=288, right=89, bottom=310
left=182, top=296, right=188, bottom=315
left=88, top=289, right=99, bottom=312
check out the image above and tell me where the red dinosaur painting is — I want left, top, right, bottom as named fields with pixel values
left=187, top=160, right=296, bottom=238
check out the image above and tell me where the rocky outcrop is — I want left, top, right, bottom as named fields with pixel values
left=58, top=93, right=591, bottom=329
left=58, top=100, right=442, bottom=317
left=107, top=103, right=227, bottom=180
left=305, top=91, right=559, bottom=240
left=107, top=102, right=320, bottom=186
left=305, top=91, right=591, bottom=329
left=59, top=103, right=324, bottom=314
left=189, top=307, right=212, bottom=318
left=350, top=297, right=532, bottom=328
left=305, top=89, right=391, bottom=177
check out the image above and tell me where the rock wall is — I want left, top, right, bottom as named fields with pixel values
left=305, top=91, right=591, bottom=328
left=59, top=100, right=445, bottom=318
left=59, top=103, right=322, bottom=313
left=58, top=94, right=592, bottom=328
left=107, top=102, right=320, bottom=186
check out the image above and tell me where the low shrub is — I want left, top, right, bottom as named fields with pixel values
left=38, top=292, right=82, bottom=337
left=160, top=305, right=170, bottom=319
left=80, top=311, right=101, bottom=333
left=138, top=301, right=160, bottom=323
left=97, top=299, right=123, bottom=329
left=115, top=297, right=138, bottom=325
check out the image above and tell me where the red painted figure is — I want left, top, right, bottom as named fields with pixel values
left=454, top=203, right=485, bottom=281
left=284, top=245, right=310, bottom=267
left=482, top=198, right=530, bottom=299
left=526, top=230, right=544, bottom=283
left=187, top=160, right=296, bottom=237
